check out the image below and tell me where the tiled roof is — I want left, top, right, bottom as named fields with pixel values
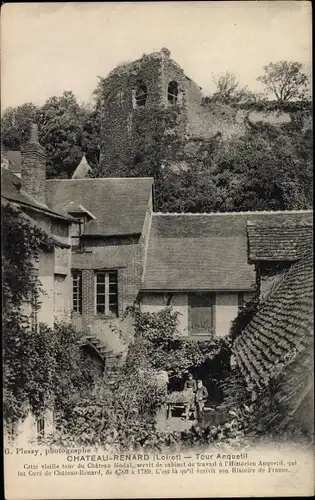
left=3, top=151, right=22, bottom=173
left=61, top=202, right=96, bottom=219
left=247, top=221, right=313, bottom=262
left=46, top=177, right=153, bottom=237
left=1, top=167, right=71, bottom=221
left=233, top=248, right=314, bottom=388
left=72, top=252, right=127, bottom=270
left=142, top=211, right=313, bottom=291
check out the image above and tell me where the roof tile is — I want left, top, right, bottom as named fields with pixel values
left=46, top=177, right=154, bottom=237
left=142, top=212, right=313, bottom=291
left=247, top=222, right=313, bottom=261
left=233, top=249, right=314, bottom=387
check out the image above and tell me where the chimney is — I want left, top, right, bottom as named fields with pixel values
left=20, top=123, right=46, bottom=204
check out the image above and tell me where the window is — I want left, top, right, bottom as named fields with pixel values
left=37, top=418, right=45, bottom=439
left=95, top=271, right=118, bottom=316
left=134, top=81, right=148, bottom=107
left=188, top=292, right=215, bottom=336
left=30, top=292, right=38, bottom=333
left=117, top=90, right=125, bottom=104
left=72, top=271, right=82, bottom=313
left=52, top=221, right=69, bottom=238
left=127, top=114, right=132, bottom=133
left=167, top=81, right=179, bottom=105
left=70, top=221, right=83, bottom=250
left=238, top=292, right=245, bottom=310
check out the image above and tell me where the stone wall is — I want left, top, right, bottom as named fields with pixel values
left=99, top=51, right=191, bottom=175
left=71, top=236, right=142, bottom=343
left=20, top=142, right=46, bottom=205
left=99, top=49, right=308, bottom=176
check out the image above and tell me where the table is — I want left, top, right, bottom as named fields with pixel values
left=166, top=401, right=186, bottom=419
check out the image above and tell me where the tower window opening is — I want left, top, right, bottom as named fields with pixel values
left=134, top=81, right=148, bottom=107
left=117, top=90, right=125, bottom=104
left=168, top=81, right=179, bottom=105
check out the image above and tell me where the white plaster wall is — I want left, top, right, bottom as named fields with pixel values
left=215, top=293, right=239, bottom=337
left=37, top=276, right=54, bottom=327
left=141, top=291, right=252, bottom=338
left=53, top=273, right=72, bottom=323
left=5, top=410, right=54, bottom=446
left=141, top=293, right=188, bottom=336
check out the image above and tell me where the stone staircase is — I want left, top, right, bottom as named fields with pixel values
left=82, top=333, right=125, bottom=381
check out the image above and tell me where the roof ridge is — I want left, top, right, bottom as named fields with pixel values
left=46, top=177, right=154, bottom=182
left=153, top=210, right=313, bottom=216
left=247, top=221, right=313, bottom=226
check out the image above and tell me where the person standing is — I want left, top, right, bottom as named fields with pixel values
left=195, top=379, right=208, bottom=421
left=182, top=373, right=197, bottom=421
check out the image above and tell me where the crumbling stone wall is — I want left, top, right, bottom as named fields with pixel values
left=99, top=49, right=310, bottom=176
left=100, top=50, right=189, bottom=175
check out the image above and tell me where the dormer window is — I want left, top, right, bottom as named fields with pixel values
left=133, top=81, right=148, bottom=107
left=70, top=219, right=83, bottom=250
left=168, top=81, right=179, bottom=105
left=64, top=203, right=96, bottom=251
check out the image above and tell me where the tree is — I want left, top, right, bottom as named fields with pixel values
left=257, top=61, right=310, bottom=102
left=38, top=91, right=85, bottom=178
left=212, top=72, right=258, bottom=104
left=1, top=92, right=95, bottom=179
left=80, top=103, right=101, bottom=169
left=1, top=103, right=39, bottom=151
left=213, top=126, right=313, bottom=211
left=213, top=72, right=240, bottom=101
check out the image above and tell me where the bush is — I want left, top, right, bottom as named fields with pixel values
left=3, top=320, right=93, bottom=432
left=126, top=307, right=231, bottom=378
left=51, top=365, right=166, bottom=450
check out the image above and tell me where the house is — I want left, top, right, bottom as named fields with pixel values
left=247, top=219, right=313, bottom=299
left=2, top=123, right=313, bottom=442
left=3, top=131, right=313, bottom=347
left=233, top=245, right=313, bottom=433
left=1, top=125, right=73, bottom=328
left=46, top=175, right=154, bottom=352
left=1, top=125, right=75, bottom=442
left=140, top=211, right=312, bottom=337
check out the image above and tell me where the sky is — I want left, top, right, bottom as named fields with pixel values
left=1, top=1, right=312, bottom=110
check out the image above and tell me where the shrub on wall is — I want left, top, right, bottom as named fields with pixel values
left=126, top=307, right=231, bottom=377
left=2, top=205, right=94, bottom=434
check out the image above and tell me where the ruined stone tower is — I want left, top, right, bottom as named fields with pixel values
left=99, top=48, right=293, bottom=175
left=99, top=48, right=206, bottom=175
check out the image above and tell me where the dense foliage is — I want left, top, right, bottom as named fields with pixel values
left=126, top=307, right=231, bottom=377
left=52, top=367, right=165, bottom=449
left=2, top=205, right=93, bottom=431
left=1, top=59, right=312, bottom=211
left=1, top=92, right=99, bottom=179
left=2, top=204, right=52, bottom=310
left=47, top=307, right=232, bottom=449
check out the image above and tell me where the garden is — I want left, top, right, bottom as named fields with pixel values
left=3, top=205, right=312, bottom=452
